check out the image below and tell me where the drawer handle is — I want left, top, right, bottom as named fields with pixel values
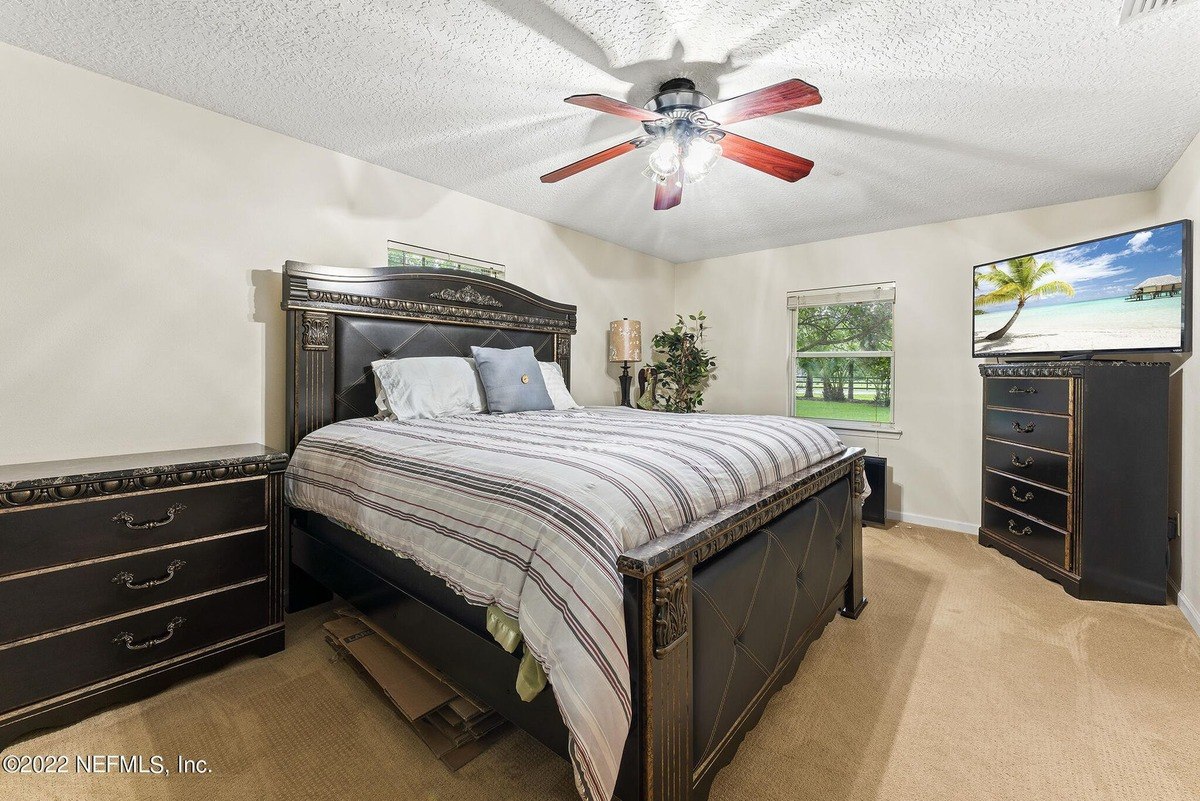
left=112, top=503, right=186, bottom=530
left=1010, top=454, right=1034, bottom=468
left=112, top=616, right=186, bottom=651
left=111, top=559, right=186, bottom=590
left=1010, top=486, right=1034, bottom=503
left=1007, top=519, right=1033, bottom=536
left=1008, top=386, right=1037, bottom=395
left=1011, top=421, right=1036, bottom=434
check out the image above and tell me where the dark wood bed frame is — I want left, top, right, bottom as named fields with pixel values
left=281, top=261, right=867, bottom=801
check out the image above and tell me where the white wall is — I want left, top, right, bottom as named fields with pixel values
left=0, top=44, right=675, bottom=464
left=1154, top=131, right=1200, bottom=629
left=674, top=192, right=1176, bottom=533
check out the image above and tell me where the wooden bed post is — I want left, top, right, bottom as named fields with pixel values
left=641, top=559, right=693, bottom=800
left=284, top=305, right=336, bottom=611
left=841, top=457, right=868, bottom=619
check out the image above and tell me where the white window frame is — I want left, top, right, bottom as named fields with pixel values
left=787, top=282, right=900, bottom=436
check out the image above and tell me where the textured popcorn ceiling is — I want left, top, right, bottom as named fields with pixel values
left=3, top=1, right=1200, bottom=262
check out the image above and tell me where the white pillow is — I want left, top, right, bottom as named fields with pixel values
left=372, top=357, right=487, bottom=420
left=539, top=361, right=580, bottom=410
left=373, top=374, right=391, bottom=417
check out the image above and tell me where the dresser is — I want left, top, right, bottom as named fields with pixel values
left=0, top=444, right=288, bottom=748
left=978, top=362, right=1169, bottom=604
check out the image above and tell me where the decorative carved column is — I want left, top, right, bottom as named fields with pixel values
left=290, top=311, right=334, bottom=451
left=300, top=311, right=330, bottom=351
left=643, top=559, right=693, bottom=800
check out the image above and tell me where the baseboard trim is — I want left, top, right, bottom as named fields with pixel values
left=1169, top=578, right=1200, bottom=639
left=885, top=510, right=978, bottom=536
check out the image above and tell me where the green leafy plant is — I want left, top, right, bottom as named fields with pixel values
left=649, top=312, right=716, bottom=413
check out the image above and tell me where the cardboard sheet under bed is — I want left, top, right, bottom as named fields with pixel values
left=323, top=607, right=506, bottom=768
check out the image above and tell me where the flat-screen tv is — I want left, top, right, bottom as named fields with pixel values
left=973, top=220, right=1192, bottom=358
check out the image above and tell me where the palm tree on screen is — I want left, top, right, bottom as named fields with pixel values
left=975, top=256, right=1075, bottom=341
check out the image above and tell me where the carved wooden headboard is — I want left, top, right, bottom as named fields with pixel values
left=281, top=261, right=577, bottom=452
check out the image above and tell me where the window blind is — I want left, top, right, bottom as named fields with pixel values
left=787, top=281, right=896, bottom=310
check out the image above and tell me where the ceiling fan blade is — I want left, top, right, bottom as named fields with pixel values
left=565, top=93, right=665, bottom=122
left=705, top=79, right=821, bottom=126
left=540, top=139, right=642, bottom=183
left=717, top=132, right=814, bottom=182
left=653, top=169, right=683, bottom=210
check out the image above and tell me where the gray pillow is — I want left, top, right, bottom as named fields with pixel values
left=470, top=346, right=554, bottom=414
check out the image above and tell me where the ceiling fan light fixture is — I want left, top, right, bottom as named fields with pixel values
left=543, top=78, right=821, bottom=208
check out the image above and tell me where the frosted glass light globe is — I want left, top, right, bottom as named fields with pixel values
left=647, top=139, right=681, bottom=178
left=683, top=138, right=722, bottom=182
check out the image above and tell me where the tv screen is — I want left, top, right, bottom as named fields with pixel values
left=973, top=220, right=1192, bottom=358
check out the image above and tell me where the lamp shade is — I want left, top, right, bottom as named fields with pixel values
left=608, top=319, right=642, bottom=363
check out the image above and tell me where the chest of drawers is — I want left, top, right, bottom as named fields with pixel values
left=978, top=362, right=1169, bottom=604
left=0, top=444, right=287, bottom=748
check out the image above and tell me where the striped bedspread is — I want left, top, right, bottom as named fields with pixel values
left=284, top=407, right=844, bottom=801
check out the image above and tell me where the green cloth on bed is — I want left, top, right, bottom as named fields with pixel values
left=486, top=605, right=548, bottom=702
left=486, top=605, right=524, bottom=653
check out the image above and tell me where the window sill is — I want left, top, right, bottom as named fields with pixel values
left=825, top=423, right=902, bottom=440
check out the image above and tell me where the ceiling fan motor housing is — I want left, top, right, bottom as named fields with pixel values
left=642, top=78, right=721, bottom=146
left=646, top=78, right=712, bottom=115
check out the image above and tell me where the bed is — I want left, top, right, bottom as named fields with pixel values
left=281, top=261, right=867, bottom=801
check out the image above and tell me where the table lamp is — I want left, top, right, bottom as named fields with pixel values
left=608, top=318, right=642, bottom=407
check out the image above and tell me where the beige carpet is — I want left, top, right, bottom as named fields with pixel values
left=4, top=524, right=1199, bottom=801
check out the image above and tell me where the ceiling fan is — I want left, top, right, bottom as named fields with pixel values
left=540, top=77, right=821, bottom=210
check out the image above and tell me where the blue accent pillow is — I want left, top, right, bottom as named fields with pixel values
left=469, top=346, right=554, bottom=414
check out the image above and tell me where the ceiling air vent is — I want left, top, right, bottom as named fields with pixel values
left=1120, top=0, right=1196, bottom=23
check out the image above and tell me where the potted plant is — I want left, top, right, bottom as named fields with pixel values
left=642, top=312, right=716, bottom=413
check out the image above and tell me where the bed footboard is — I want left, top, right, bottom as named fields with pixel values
left=288, top=448, right=865, bottom=801
left=618, top=449, right=865, bottom=801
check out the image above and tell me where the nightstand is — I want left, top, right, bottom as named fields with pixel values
left=0, top=444, right=288, bottom=748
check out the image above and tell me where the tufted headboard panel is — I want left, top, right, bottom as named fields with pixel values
left=332, top=316, right=559, bottom=422
left=282, top=261, right=576, bottom=451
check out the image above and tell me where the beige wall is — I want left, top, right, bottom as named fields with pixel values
left=1154, top=131, right=1200, bottom=627
left=0, top=44, right=675, bottom=464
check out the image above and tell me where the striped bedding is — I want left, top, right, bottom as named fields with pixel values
left=284, top=407, right=845, bottom=801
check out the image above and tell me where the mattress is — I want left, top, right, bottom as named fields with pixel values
left=284, top=407, right=845, bottom=801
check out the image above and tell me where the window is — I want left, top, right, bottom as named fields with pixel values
left=788, top=282, right=896, bottom=428
left=386, top=241, right=505, bottom=279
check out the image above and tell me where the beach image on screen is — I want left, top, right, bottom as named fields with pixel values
left=973, top=222, right=1187, bottom=355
